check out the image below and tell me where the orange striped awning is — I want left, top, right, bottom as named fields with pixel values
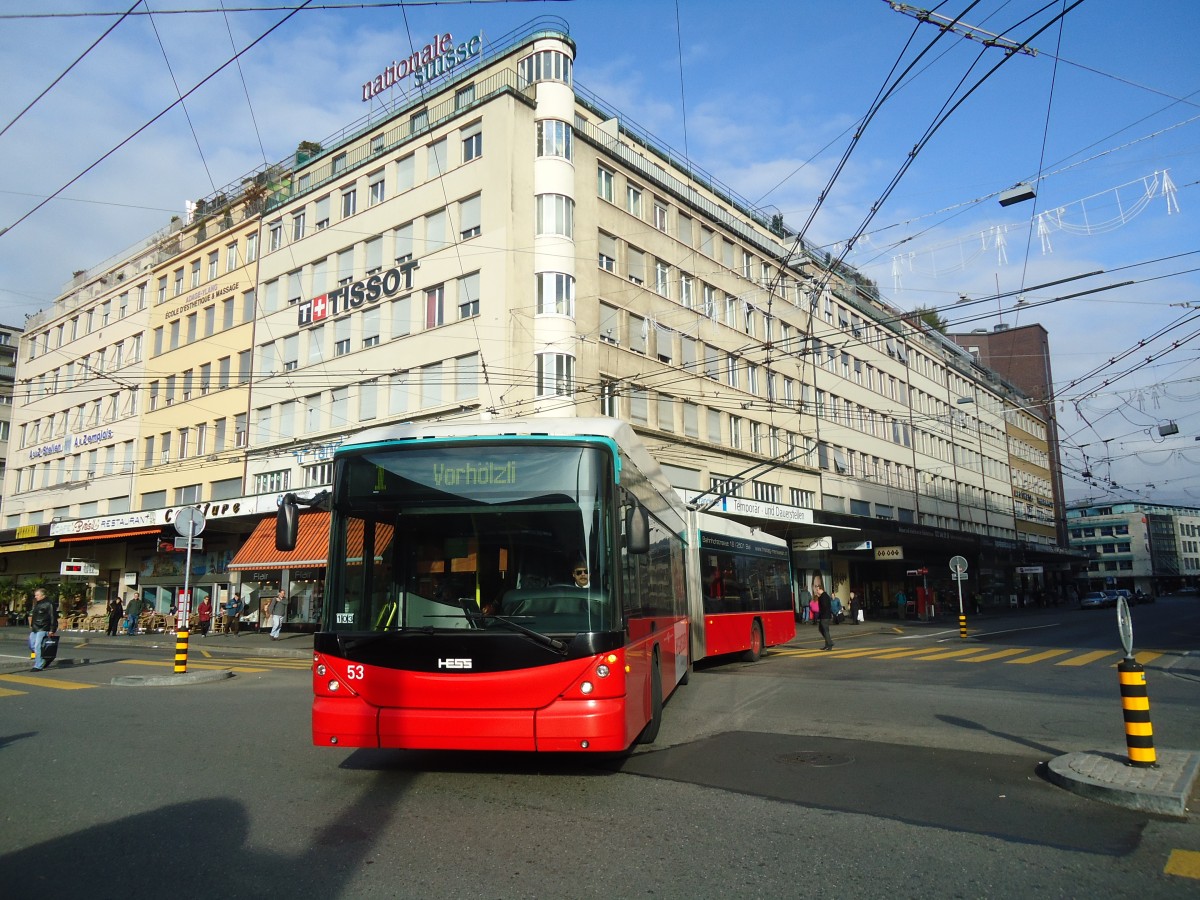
left=229, top=512, right=329, bottom=570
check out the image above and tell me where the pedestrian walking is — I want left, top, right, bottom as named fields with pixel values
left=224, top=594, right=244, bottom=636
left=197, top=597, right=212, bottom=637
left=106, top=597, right=124, bottom=636
left=849, top=590, right=864, bottom=624
left=28, top=588, right=58, bottom=671
left=125, top=594, right=143, bottom=634
left=814, top=578, right=833, bottom=651
left=268, top=590, right=287, bottom=640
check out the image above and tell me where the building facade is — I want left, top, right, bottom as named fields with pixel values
left=1067, top=501, right=1200, bottom=595
left=3, top=22, right=1070, bottom=626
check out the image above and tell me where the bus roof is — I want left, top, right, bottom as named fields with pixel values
left=340, top=417, right=677, bottom=498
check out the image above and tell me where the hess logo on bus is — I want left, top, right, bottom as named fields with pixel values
left=437, top=658, right=473, bottom=669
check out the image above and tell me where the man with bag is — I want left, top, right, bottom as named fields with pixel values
left=28, top=588, right=58, bottom=671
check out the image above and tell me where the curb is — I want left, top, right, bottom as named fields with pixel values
left=111, top=670, right=235, bottom=687
left=1045, top=749, right=1200, bottom=818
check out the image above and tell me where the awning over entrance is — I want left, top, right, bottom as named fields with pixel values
left=0, top=539, right=56, bottom=553
left=59, top=528, right=162, bottom=544
left=229, top=512, right=329, bottom=570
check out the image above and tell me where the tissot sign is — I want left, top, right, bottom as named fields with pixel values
left=297, top=261, right=416, bottom=328
left=361, top=31, right=484, bottom=102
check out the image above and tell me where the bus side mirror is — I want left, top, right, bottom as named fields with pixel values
left=626, top=505, right=649, bottom=555
left=276, top=493, right=299, bottom=551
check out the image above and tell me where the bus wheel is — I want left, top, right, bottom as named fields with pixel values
left=638, top=652, right=663, bottom=745
left=742, top=620, right=764, bottom=662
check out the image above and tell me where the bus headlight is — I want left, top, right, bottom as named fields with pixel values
left=596, top=664, right=610, bottom=678
left=315, top=664, right=327, bottom=676
left=580, top=681, right=594, bottom=694
left=327, top=679, right=340, bottom=692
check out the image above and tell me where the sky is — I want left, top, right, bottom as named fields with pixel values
left=1, top=0, right=1198, bottom=508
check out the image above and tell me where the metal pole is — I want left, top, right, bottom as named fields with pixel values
left=956, top=574, right=967, bottom=640
left=174, top=520, right=195, bottom=674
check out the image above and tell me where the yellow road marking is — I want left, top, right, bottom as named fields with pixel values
left=1165, top=849, right=1200, bottom=879
left=0, top=673, right=93, bottom=690
left=960, top=648, right=1029, bottom=663
left=1005, top=649, right=1074, bottom=665
left=1132, top=650, right=1164, bottom=665
left=1056, top=650, right=1120, bottom=667
left=912, top=647, right=990, bottom=661
left=870, top=648, right=947, bottom=659
left=0, top=686, right=27, bottom=697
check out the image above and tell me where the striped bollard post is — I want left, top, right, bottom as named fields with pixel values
left=958, top=614, right=968, bottom=640
left=1117, top=658, right=1155, bottom=767
left=174, top=627, right=190, bottom=674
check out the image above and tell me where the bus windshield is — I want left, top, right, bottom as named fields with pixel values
left=323, top=442, right=617, bottom=637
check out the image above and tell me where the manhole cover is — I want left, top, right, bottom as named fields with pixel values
left=778, top=751, right=854, bottom=768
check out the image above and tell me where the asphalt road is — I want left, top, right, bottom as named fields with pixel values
left=1, top=601, right=1197, bottom=898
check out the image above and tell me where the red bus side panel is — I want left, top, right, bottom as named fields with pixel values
left=703, top=610, right=795, bottom=658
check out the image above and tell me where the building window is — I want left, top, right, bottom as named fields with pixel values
left=456, top=83, right=476, bottom=108
left=537, top=353, right=574, bottom=396
left=369, top=174, right=385, bottom=206
left=626, top=183, right=642, bottom=217
left=457, top=272, right=480, bottom=319
left=536, top=272, right=575, bottom=316
left=425, top=284, right=445, bottom=328
left=461, top=121, right=482, bottom=161
left=598, top=232, right=617, bottom=272
left=600, top=378, right=618, bottom=417
left=292, top=211, right=305, bottom=242
left=597, top=165, right=614, bottom=203
left=518, top=49, right=572, bottom=86
left=254, top=470, right=291, bottom=494
left=268, top=221, right=282, bottom=252
left=341, top=189, right=357, bottom=219
left=536, top=119, right=572, bottom=159
left=459, top=194, right=481, bottom=239
left=535, top=193, right=574, bottom=237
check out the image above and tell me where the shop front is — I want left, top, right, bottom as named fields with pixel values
left=227, top=512, right=330, bottom=632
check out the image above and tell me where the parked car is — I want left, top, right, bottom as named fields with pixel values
left=1133, top=589, right=1155, bottom=604
left=1102, top=590, right=1121, bottom=607
left=1080, top=591, right=1108, bottom=609
left=1115, top=589, right=1134, bottom=605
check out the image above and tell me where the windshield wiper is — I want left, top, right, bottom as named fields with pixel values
left=482, top=614, right=568, bottom=654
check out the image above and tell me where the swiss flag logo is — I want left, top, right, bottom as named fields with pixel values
left=312, top=293, right=329, bottom=321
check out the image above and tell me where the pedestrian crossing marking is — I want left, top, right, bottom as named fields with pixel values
left=1004, top=648, right=1074, bottom=665
left=1056, top=650, right=1119, bottom=667
left=912, top=647, right=990, bottom=661
left=869, top=647, right=948, bottom=659
left=0, top=673, right=94, bottom=690
left=960, top=648, right=1028, bottom=663
left=1132, top=650, right=1164, bottom=665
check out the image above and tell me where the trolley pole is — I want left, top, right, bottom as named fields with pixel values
left=1116, top=597, right=1156, bottom=767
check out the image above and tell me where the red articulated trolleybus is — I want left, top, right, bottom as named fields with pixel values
left=276, top=417, right=795, bottom=753
left=279, top=418, right=689, bottom=753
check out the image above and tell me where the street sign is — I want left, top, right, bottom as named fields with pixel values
left=792, top=536, right=833, bottom=551
left=1117, top=596, right=1133, bottom=658
left=60, top=560, right=99, bottom=577
left=952, top=572, right=969, bottom=581
left=173, top=507, right=207, bottom=537
left=874, top=545, right=903, bottom=561
left=906, top=567, right=929, bottom=576
left=174, top=537, right=204, bottom=551
left=837, top=540, right=873, bottom=551
left=949, top=555, right=968, bottom=574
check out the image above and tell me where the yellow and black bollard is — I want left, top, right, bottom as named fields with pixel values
left=958, top=614, right=968, bottom=640
left=1117, top=657, right=1156, bottom=767
left=174, top=626, right=189, bottom=674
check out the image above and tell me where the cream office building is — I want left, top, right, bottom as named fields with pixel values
left=4, top=21, right=1067, bottom=622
